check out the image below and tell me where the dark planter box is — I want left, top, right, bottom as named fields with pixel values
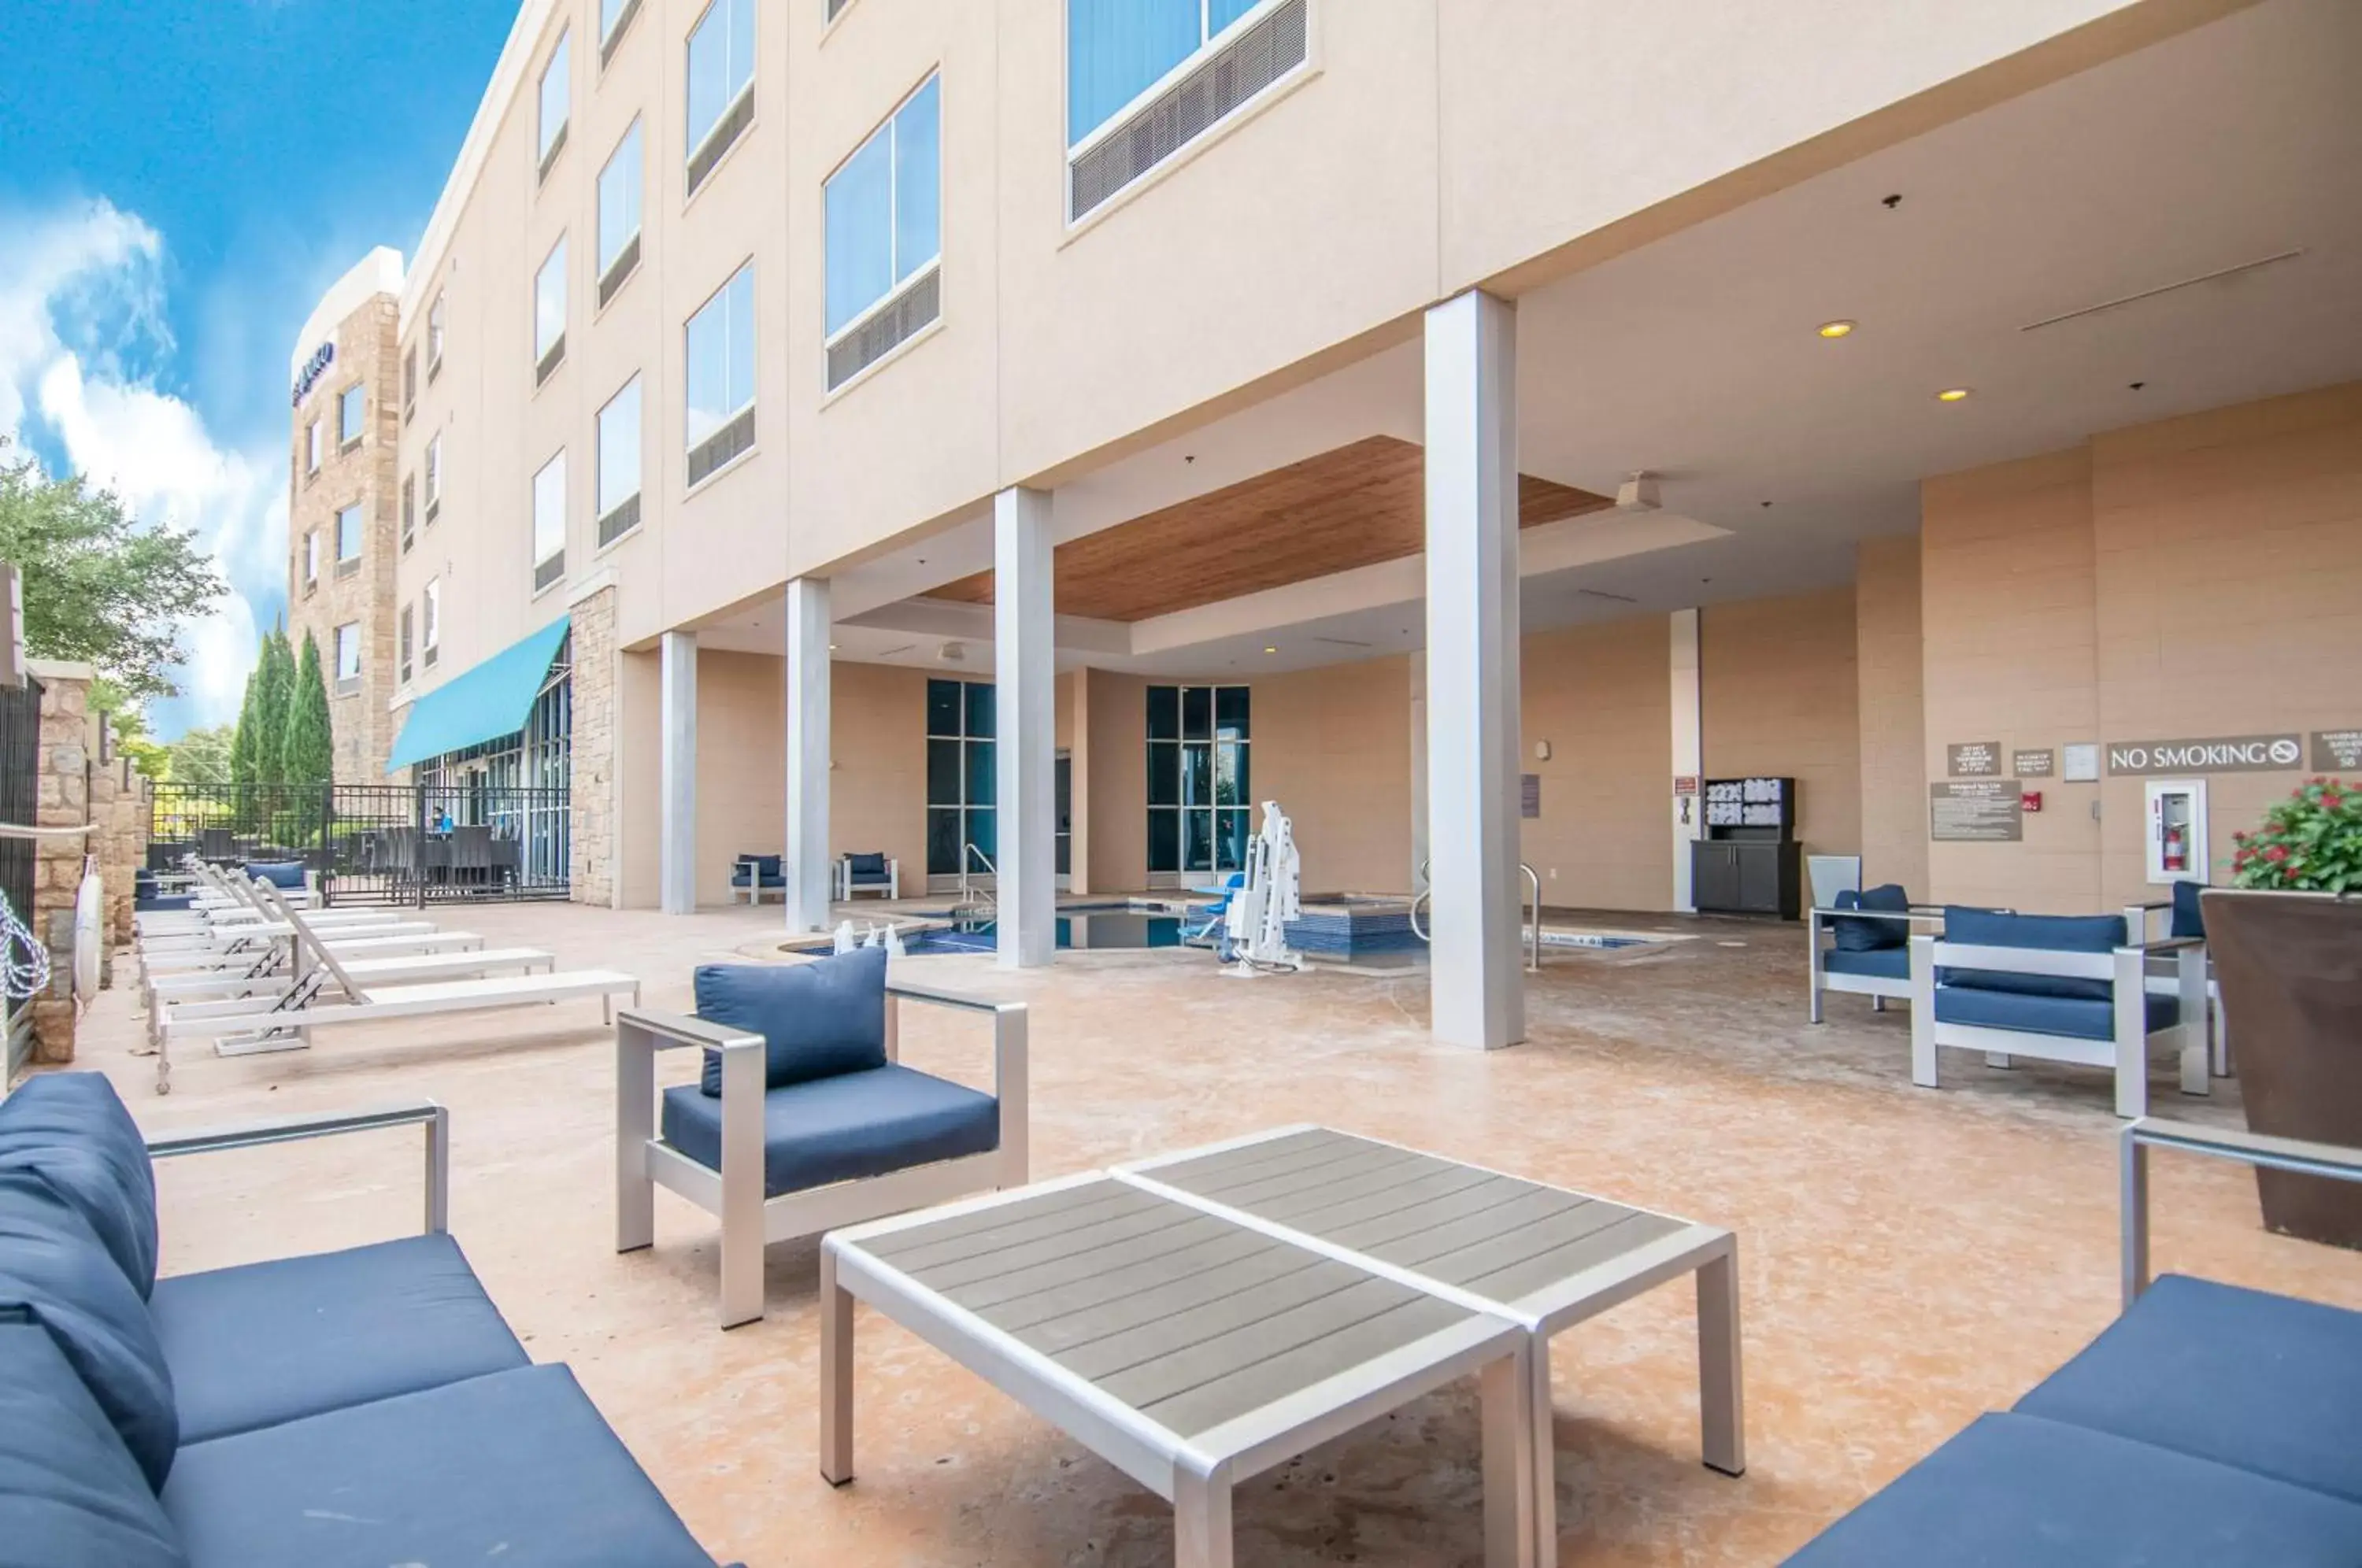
left=2204, top=889, right=2362, bottom=1248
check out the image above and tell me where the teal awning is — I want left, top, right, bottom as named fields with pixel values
left=386, top=616, right=571, bottom=774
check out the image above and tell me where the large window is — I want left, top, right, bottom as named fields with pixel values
left=424, top=434, right=442, bottom=520
left=305, top=420, right=321, bottom=475
left=400, top=604, right=415, bottom=684
left=600, top=0, right=642, bottom=59
left=1146, top=684, right=1249, bottom=875
left=683, top=262, right=754, bottom=485
left=338, top=383, right=365, bottom=447
left=334, top=622, right=362, bottom=689
left=1068, top=0, right=1262, bottom=144
left=537, top=28, right=572, bottom=177
left=427, top=294, right=446, bottom=375
left=824, top=75, right=941, bottom=343
left=596, top=375, right=642, bottom=545
left=685, top=0, right=754, bottom=193
left=532, top=451, right=566, bottom=593
left=926, top=678, right=995, bottom=879
left=402, top=475, right=416, bottom=551
left=535, top=236, right=568, bottom=382
left=597, top=120, right=643, bottom=301
left=423, top=578, right=441, bottom=667
left=335, top=501, right=363, bottom=564
left=302, top=529, right=319, bottom=589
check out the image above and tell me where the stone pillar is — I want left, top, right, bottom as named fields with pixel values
left=659, top=631, right=698, bottom=915
left=25, top=662, right=95, bottom=1063
left=783, top=577, right=833, bottom=934
left=569, top=586, right=620, bottom=907
left=994, top=486, right=1056, bottom=970
left=1423, top=291, right=1525, bottom=1050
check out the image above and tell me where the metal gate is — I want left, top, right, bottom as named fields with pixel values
left=0, top=675, right=42, bottom=1078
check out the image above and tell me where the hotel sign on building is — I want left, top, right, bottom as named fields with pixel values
left=291, top=340, right=336, bottom=406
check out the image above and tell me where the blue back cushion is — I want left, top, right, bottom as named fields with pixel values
left=1941, top=906, right=2123, bottom=1002
left=2171, top=878, right=2206, bottom=941
left=0, top=1174, right=179, bottom=1490
left=242, top=862, right=306, bottom=890
left=847, top=852, right=888, bottom=878
left=697, top=946, right=889, bottom=1095
left=0, top=1323, right=186, bottom=1567
left=0, top=1072, right=158, bottom=1298
left=1832, top=884, right=1910, bottom=952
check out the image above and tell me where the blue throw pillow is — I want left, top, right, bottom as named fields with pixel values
left=848, top=852, right=887, bottom=878
left=697, top=946, right=889, bottom=1095
left=0, top=1073, right=158, bottom=1299
left=1832, top=884, right=1910, bottom=952
left=1941, top=906, right=2123, bottom=1002
left=2171, top=879, right=2207, bottom=941
left=242, top=862, right=306, bottom=890
left=0, top=1174, right=179, bottom=1491
left=0, top=1323, right=187, bottom=1566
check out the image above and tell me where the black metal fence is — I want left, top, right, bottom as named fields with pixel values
left=0, top=676, right=39, bottom=933
left=146, top=781, right=571, bottom=905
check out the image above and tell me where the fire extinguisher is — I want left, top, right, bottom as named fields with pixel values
left=2162, top=819, right=2187, bottom=873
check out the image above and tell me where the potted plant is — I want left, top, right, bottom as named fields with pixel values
left=2206, top=775, right=2362, bottom=1248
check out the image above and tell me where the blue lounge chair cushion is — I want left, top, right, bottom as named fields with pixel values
left=0, top=1071, right=158, bottom=1296
left=1940, top=906, right=2123, bottom=1002
left=696, top=947, right=888, bottom=1093
left=242, top=862, right=306, bottom=890
left=1831, top=884, right=1910, bottom=952
left=0, top=1323, right=187, bottom=1568
left=1782, top=1411, right=2362, bottom=1566
left=729, top=854, right=783, bottom=887
left=662, top=1063, right=999, bottom=1199
left=0, top=1173, right=178, bottom=1490
left=161, top=1365, right=716, bottom=1568
left=150, top=1233, right=529, bottom=1446
left=1933, top=985, right=2177, bottom=1041
left=846, top=852, right=890, bottom=881
left=2016, top=1274, right=2362, bottom=1506
left=1823, top=947, right=1908, bottom=982
left=2171, top=878, right=2207, bottom=940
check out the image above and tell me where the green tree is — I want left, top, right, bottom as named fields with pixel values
left=229, top=650, right=263, bottom=789
left=165, top=724, right=234, bottom=786
left=0, top=437, right=228, bottom=704
left=250, top=629, right=293, bottom=785
left=280, top=631, right=334, bottom=788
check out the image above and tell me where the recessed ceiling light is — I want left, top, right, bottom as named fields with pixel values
left=1816, top=320, right=1856, bottom=339
left=828, top=643, right=839, bottom=651
left=1263, top=645, right=1278, bottom=654
left=1936, top=386, right=1972, bottom=402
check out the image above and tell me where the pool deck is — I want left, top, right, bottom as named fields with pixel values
left=68, top=898, right=2362, bottom=1566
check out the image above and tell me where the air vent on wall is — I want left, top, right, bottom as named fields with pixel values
left=534, top=553, right=566, bottom=594
left=687, top=89, right=753, bottom=199
left=1069, top=0, right=1309, bottom=220
left=687, top=406, right=754, bottom=488
left=596, top=494, right=641, bottom=548
left=827, top=268, right=941, bottom=391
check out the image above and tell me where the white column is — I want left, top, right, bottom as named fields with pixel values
left=1423, top=290, right=1525, bottom=1050
left=1670, top=608, right=1704, bottom=913
left=784, top=577, right=833, bottom=933
left=994, top=486, right=1057, bottom=970
left=659, top=631, right=698, bottom=915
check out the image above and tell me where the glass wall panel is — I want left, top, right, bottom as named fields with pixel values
left=1146, top=742, right=1179, bottom=806
left=926, top=738, right=961, bottom=806
left=926, top=678, right=961, bottom=736
left=1146, top=684, right=1179, bottom=740
left=1147, top=809, right=1179, bottom=875
left=1181, top=685, right=1211, bottom=739
left=1214, top=685, right=1250, bottom=740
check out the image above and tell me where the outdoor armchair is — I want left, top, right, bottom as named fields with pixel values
left=835, top=852, right=900, bottom=901
left=729, top=852, right=786, bottom=905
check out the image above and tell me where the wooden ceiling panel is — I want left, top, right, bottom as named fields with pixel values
left=932, top=435, right=1609, bottom=622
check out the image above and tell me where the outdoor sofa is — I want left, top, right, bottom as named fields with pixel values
left=1786, top=1118, right=2362, bottom=1565
left=1805, top=882, right=1942, bottom=1020
left=0, top=1071, right=724, bottom=1567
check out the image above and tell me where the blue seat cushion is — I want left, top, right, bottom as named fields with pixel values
left=1940, top=906, right=2124, bottom=1002
left=1831, top=884, right=1910, bottom=952
left=0, top=1173, right=177, bottom=1490
left=2171, top=878, right=2207, bottom=940
left=2016, top=1274, right=2362, bottom=1506
left=662, top=1064, right=999, bottom=1199
left=1823, top=947, right=1908, bottom=982
left=696, top=947, right=888, bottom=1094
left=846, top=852, right=889, bottom=880
left=1934, top=985, right=2177, bottom=1041
left=1783, top=1411, right=2362, bottom=1566
left=161, top=1364, right=715, bottom=1568
left=730, top=855, right=783, bottom=886
left=242, top=862, right=305, bottom=890
left=0, top=1071, right=158, bottom=1296
left=0, top=1322, right=187, bottom=1568
left=150, top=1233, right=528, bottom=1446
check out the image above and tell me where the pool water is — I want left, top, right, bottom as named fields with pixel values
left=901, top=911, right=1187, bottom=956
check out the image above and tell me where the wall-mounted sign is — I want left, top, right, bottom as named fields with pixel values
left=2012, top=749, right=2055, bottom=777
left=2106, top=734, right=2303, bottom=775
left=1931, top=781, right=2023, bottom=842
left=1946, top=741, right=2001, bottom=777
left=1672, top=775, right=1700, bottom=797
left=291, top=341, right=337, bottom=407
left=1520, top=774, right=1541, bottom=819
left=2312, top=730, right=2362, bottom=772
left=2060, top=743, right=2101, bottom=782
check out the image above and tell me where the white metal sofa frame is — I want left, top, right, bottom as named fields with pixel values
left=2124, top=897, right=2232, bottom=1082
left=616, top=978, right=1028, bottom=1328
left=2121, top=1117, right=2362, bottom=1307
left=730, top=856, right=786, bottom=907
left=1907, top=929, right=2208, bottom=1119
left=835, top=855, right=901, bottom=902
left=1805, top=904, right=1946, bottom=1021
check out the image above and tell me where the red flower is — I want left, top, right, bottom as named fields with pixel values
left=2267, top=845, right=2290, bottom=862
left=2325, top=793, right=2345, bottom=810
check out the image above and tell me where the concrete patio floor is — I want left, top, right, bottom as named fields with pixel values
left=79, top=900, right=2362, bottom=1566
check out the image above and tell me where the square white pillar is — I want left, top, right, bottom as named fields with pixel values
left=784, top=577, right=833, bottom=934
left=1423, top=290, right=1525, bottom=1050
left=660, top=630, right=698, bottom=915
left=994, top=486, right=1056, bottom=970
left=1670, top=608, right=1704, bottom=913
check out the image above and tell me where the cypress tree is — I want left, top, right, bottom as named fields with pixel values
left=250, top=629, right=293, bottom=784
left=281, top=631, right=335, bottom=787
left=229, top=642, right=262, bottom=789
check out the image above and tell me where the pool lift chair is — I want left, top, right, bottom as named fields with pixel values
left=1224, top=801, right=1308, bottom=975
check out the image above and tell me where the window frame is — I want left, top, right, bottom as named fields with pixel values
left=423, top=578, right=442, bottom=666
left=595, top=373, right=644, bottom=545
left=924, top=678, right=998, bottom=881
left=683, top=0, right=755, bottom=190
left=426, top=294, right=446, bottom=379
left=533, top=234, right=569, bottom=383
left=304, top=420, right=322, bottom=475
left=822, top=71, right=943, bottom=351
left=334, top=501, right=364, bottom=566
left=682, top=261, right=756, bottom=486
left=531, top=449, right=568, bottom=594
left=1066, top=0, right=1281, bottom=153
left=333, top=621, right=363, bottom=690
left=596, top=118, right=645, bottom=302
left=1144, top=682, right=1252, bottom=878
left=337, top=383, right=365, bottom=449
left=537, top=26, right=572, bottom=179
left=302, top=529, right=319, bottom=590
left=599, top=0, right=645, bottom=64
left=399, top=602, right=415, bottom=685
left=424, top=434, right=443, bottom=520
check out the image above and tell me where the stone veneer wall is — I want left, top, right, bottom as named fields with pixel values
left=569, top=586, right=617, bottom=907
left=22, top=661, right=142, bottom=1064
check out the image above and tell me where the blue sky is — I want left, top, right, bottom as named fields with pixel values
left=0, top=1, right=515, bottom=738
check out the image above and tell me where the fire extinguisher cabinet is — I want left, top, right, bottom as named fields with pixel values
left=2145, top=778, right=2208, bottom=885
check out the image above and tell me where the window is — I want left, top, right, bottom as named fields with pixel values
left=535, top=236, right=568, bottom=383
left=597, top=120, right=643, bottom=304
left=596, top=375, right=642, bottom=545
left=424, top=435, right=443, bottom=520
left=600, top=0, right=643, bottom=62
left=1146, top=684, right=1249, bottom=875
left=926, top=679, right=996, bottom=879
left=335, top=501, right=363, bottom=566
left=1066, top=0, right=1308, bottom=217
left=683, top=263, right=754, bottom=486
left=403, top=347, right=417, bottom=420
left=824, top=75, right=941, bottom=389
left=423, top=578, right=442, bottom=666
left=302, top=529, right=319, bottom=589
left=427, top=294, right=446, bottom=377
left=334, top=622, right=362, bottom=690
left=305, top=420, right=322, bottom=475
left=400, top=604, right=415, bottom=684
left=402, top=475, right=416, bottom=551
left=532, top=451, right=566, bottom=593
left=338, top=383, right=365, bottom=448
left=537, top=28, right=571, bottom=178
left=684, top=0, right=753, bottom=194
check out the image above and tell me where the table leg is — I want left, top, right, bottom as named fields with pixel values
left=1174, top=1463, right=1234, bottom=1568
left=1480, top=1347, right=1540, bottom=1568
left=1697, top=1245, right=1746, bottom=1477
left=1527, top=1335, right=1558, bottom=1568
left=820, top=1247, right=854, bottom=1487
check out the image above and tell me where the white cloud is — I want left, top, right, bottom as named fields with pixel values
left=0, top=198, right=284, bottom=736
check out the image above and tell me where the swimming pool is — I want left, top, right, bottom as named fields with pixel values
left=898, top=910, right=1188, bottom=956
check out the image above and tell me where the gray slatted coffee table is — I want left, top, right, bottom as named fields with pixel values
left=1116, top=1127, right=1744, bottom=1566
left=820, top=1171, right=1539, bottom=1568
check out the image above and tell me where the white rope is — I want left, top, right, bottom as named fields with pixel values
left=0, top=886, right=50, bottom=1003
left=0, top=822, right=99, bottom=839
